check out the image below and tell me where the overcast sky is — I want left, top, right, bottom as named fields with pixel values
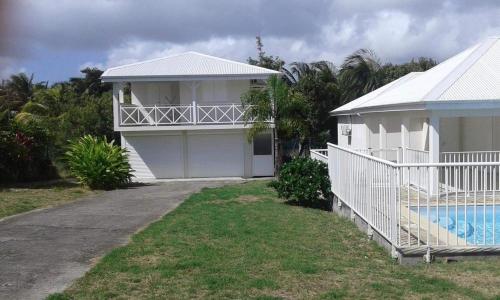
left=2, top=0, right=500, bottom=83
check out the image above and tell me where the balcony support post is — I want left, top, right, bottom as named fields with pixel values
left=113, top=82, right=125, bottom=130
left=190, top=81, right=199, bottom=124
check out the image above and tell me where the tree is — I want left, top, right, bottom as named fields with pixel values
left=338, top=49, right=382, bottom=103
left=283, top=61, right=340, bottom=149
left=241, top=75, right=310, bottom=172
left=380, top=57, right=437, bottom=84
left=247, top=36, right=285, bottom=71
left=0, top=73, right=47, bottom=113
left=69, top=67, right=112, bottom=96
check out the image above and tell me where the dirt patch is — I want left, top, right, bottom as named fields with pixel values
left=209, top=195, right=263, bottom=205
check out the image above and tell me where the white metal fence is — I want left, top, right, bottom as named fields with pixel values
left=442, top=151, right=500, bottom=163
left=322, top=143, right=500, bottom=251
left=119, top=103, right=258, bottom=126
left=310, top=149, right=328, bottom=164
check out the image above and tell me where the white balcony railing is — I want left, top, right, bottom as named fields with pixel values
left=119, top=104, right=260, bottom=126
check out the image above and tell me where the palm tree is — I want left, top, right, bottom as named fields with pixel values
left=339, top=49, right=382, bottom=103
left=282, top=61, right=339, bottom=149
left=241, top=75, right=310, bottom=172
left=3, top=73, right=47, bottom=112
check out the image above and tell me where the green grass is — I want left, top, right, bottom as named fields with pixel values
left=54, top=181, right=500, bottom=299
left=0, top=180, right=95, bottom=218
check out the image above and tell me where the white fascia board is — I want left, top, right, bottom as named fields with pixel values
left=115, top=124, right=275, bottom=132
left=330, top=102, right=426, bottom=116
left=102, top=74, right=275, bottom=82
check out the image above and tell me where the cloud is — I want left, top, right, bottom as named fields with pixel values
left=3, top=0, right=500, bottom=81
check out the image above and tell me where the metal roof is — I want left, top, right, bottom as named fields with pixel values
left=101, top=51, right=281, bottom=82
left=332, top=37, right=500, bottom=115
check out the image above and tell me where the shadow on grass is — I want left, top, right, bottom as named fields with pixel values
left=0, top=180, right=153, bottom=191
left=283, top=196, right=333, bottom=212
left=0, top=179, right=80, bottom=190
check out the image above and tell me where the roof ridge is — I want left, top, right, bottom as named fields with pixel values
left=186, top=51, right=280, bottom=73
left=104, top=51, right=280, bottom=74
left=423, top=38, right=498, bottom=101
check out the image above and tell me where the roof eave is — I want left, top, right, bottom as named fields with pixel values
left=331, top=99, right=500, bottom=116
left=330, top=102, right=426, bottom=116
left=101, top=73, right=280, bottom=82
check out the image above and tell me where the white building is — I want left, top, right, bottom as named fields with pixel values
left=311, top=36, right=500, bottom=257
left=333, top=36, right=500, bottom=165
left=102, top=52, right=280, bottom=179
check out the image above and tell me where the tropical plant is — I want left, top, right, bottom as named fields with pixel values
left=0, top=121, right=55, bottom=182
left=338, top=49, right=383, bottom=103
left=271, top=157, right=331, bottom=208
left=241, top=75, right=310, bottom=171
left=247, top=36, right=285, bottom=71
left=65, top=135, right=132, bottom=189
left=283, top=61, right=340, bottom=149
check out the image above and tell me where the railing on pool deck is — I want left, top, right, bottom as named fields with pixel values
left=442, top=151, right=500, bottom=163
left=321, top=143, right=500, bottom=255
left=310, top=149, right=328, bottom=164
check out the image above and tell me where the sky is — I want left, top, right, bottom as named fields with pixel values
left=2, top=0, right=500, bottom=84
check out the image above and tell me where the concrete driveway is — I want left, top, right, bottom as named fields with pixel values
left=0, top=180, right=237, bottom=300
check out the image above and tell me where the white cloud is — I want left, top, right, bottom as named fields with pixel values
left=4, top=0, right=500, bottom=81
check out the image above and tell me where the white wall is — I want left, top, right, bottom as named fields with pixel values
left=440, top=116, right=500, bottom=152
left=178, top=80, right=250, bottom=105
left=131, top=82, right=180, bottom=106
left=122, top=129, right=271, bottom=179
left=337, top=115, right=368, bottom=149
left=337, top=111, right=430, bottom=152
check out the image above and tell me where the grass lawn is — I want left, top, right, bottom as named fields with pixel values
left=0, top=180, right=95, bottom=219
left=53, top=181, right=500, bottom=299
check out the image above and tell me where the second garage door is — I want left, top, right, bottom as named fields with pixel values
left=187, top=133, right=245, bottom=177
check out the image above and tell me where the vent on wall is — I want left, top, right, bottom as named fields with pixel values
left=341, top=125, right=351, bottom=136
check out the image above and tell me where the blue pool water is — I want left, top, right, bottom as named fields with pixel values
left=411, top=205, right=500, bottom=245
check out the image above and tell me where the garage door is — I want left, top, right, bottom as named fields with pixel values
left=124, top=135, right=184, bottom=178
left=187, top=133, right=244, bottom=177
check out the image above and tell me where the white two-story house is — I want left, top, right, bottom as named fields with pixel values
left=101, top=52, right=280, bottom=179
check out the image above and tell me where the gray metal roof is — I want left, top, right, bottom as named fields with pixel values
left=101, top=51, right=281, bottom=82
left=333, top=37, right=500, bottom=115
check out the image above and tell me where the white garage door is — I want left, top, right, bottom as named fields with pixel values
left=124, top=135, right=184, bottom=179
left=187, top=133, right=244, bottom=177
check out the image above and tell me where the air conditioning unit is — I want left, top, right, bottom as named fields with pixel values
left=341, top=125, right=352, bottom=136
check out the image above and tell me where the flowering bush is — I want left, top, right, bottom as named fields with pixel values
left=270, top=157, right=331, bottom=207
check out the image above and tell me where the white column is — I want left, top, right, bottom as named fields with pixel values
left=112, top=82, right=124, bottom=130
left=379, top=119, right=387, bottom=159
left=429, top=114, right=440, bottom=195
left=191, top=82, right=198, bottom=124
left=429, top=115, right=440, bottom=163
left=401, top=116, right=410, bottom=163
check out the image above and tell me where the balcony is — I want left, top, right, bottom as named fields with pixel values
left=118, top=103, right=266, bottom=127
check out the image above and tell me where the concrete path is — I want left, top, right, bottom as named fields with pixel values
left=0, top=180, right=237, bottom=300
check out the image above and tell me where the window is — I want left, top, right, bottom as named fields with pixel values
left=253, top=133, right=272, bottom=155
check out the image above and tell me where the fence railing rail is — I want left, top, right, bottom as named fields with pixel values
left=322, top=143, right=500, bottom=252
left=119, top=103, right=264, bottom=126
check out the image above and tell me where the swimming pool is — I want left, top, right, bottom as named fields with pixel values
left=412, top=205, right=500, bottom=245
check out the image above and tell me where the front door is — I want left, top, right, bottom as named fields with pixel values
left=252, top=133, right=274, bottom=176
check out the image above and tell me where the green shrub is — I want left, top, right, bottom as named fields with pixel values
left=0, top=121, right=57, bottom=182
left=65, top=135, right=132, bottom=189
left=271, top=157, right=331, bottom=207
